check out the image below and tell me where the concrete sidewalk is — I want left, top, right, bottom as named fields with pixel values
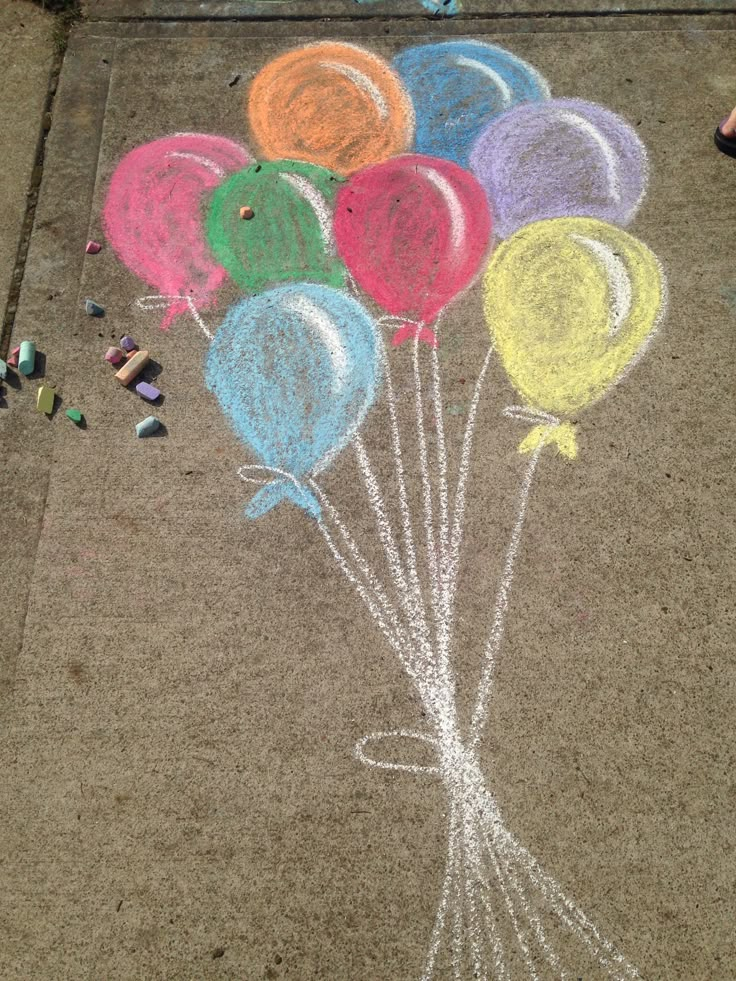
left=1, top=6, right=735, bottom=980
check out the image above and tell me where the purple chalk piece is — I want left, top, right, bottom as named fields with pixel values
left=136, top=381, right=160, bottom=402
left=120, top=335, right=137, bottom=352
left=469, top=98, right=648, bottom=239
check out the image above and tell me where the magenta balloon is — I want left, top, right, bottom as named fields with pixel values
left=103, top=134, right=251, bottom=329
left=334, top=154, right=492, bottom=346
left=469, top=99, right=647, bottom=239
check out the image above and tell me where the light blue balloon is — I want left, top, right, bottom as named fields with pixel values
left=393, top=41, right=551, bottom=167
left=205, top=284, right=381, bottom=521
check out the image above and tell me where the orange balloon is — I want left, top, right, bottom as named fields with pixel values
left=247, top=42, right=415, bottom=176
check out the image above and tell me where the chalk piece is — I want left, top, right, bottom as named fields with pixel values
left=105, top=346, right=124, bottom=364
left=85, top=241, right=102, bottom=254
left=136, top=381, right=160, bottom=402
left=85, top=299, right=104, bottom=317
left=0, top=359, right=6, bottom=380
left=120, top=335, right=136, bottom=352
left=115, top=349, right=149, bottom=386
left=240, top=206, right=255, bottom=220
left=18, top=340, right=36, bottom=376
left=135, top=415, right=160, bottom=438
left=66, top=408, right=83, bottom=424
left=125, top=349, right=138, bottom=361
left=8, top=345, right=20, bottom=368
left=36, top=385, right=55, bottom=414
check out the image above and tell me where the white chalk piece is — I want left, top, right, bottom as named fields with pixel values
left=18, top=340, right=36, bottom=376
left=135, top=415, right=160, bottom=438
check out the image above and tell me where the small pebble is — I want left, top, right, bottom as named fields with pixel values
left=66, top=408, right=83, bottom=424
left=85, top=299, right=105, bottom=317
left=240, top=206, right=255, bottom=220
left=136, top=381, right=160, bottom=402
left=135, top=415, right=160, bottom=438
left=120, top=335, right=136, bottom=352
left=85, top=241, right=102, bottom=254
left=36, top=385, right=55, bottom=415
left=18, top=340, right=36, bottom=376
left=105, top=346, right=124, bottom=364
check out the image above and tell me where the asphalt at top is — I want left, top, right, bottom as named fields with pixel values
left=83, top=0, right=736, bottom=19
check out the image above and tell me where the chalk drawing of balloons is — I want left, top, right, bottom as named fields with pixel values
left=470, top=99, right=648, bottom=239
left=205, top=284, right=381, bottom=520
left=334, top=154, right=492, bottom=347
left=207, top=160, right=345, bottom=294
left=484, top=217, right=665, bottom=424
left=103, top=133, right=251, bottom=330
left=393, top=41, right=550, bottom=168
left=247, top=42, right=414, bottom=176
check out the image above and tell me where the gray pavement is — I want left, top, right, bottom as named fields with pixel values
left=1, top=5, right=736, bottom=980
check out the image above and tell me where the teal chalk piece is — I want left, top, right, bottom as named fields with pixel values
left=135, top=415, right=161, bottom=438
left=0, top=359, right=7, bottom=379
left=18, top=341, right=36, bottom=376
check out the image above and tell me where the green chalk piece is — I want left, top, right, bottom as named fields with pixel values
left=18, top=340, right=36, bottom=376
left=66, top=408, right=83, bottom=424
left=0, top=359, right=7, bottom=380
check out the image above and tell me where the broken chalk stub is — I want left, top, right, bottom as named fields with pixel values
left=115, top=349, right=149, bottom=386
left=135, top=415, right=160, bottom=438
left=66, top=408, right=83, bottom=424
left=18, top=340, right=36, bottom=376
left=85, top=241, right=102, bottom=255
left=105, top=346, right=124, bottom=364
left=0, top=359, right=6, bottom=380
left=36, top=385, right=55, bottom=415
left=135, top=381, right=160, bottom=402
left=7, top=345, right=20, bottom=368
left=120, top=335, right=136, bottom=352
left=85, top=299, right=105, bottom=317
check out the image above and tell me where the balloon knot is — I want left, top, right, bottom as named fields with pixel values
left=159, top=298, right=191, bottom=331
left=519, top=422, right=578, bottom=460
left=391, top=322, right=438, bottom=348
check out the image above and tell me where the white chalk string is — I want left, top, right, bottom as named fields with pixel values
left=377, top=334, right=431, bottom=650
left=469, top=420, right=556, bottom=751
left=413, top=334, right=443, bottom=640
left=135, top=294, right=213, bottom=341
left=354, top=729, right=440, bottom=776
left=430, top=344, right=452, bottom=666
left=446, top=345, right=494, bottom=648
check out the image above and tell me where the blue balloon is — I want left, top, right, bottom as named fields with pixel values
left=205, top=284, right=381, bottom=521
left=394, top=41, right=551, bottom=167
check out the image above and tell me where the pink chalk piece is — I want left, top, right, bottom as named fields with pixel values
left=105, top=346, right=124, bottom=364
left=103, top=134, right=251, bottom=331
left=85, top=241, right=102, bottom=254
left=8, top=345, right=20, bottom=368
left=135, top=381, right=160, bottom=402
left=335, top=154, right=492, bottom=344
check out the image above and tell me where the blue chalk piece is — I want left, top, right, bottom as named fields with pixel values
left=135, top=415, right=161, bottom=438
left=135, top=381, right=160, bottom=402
left=85, top=299, right=105, bottom=317
left=393, top=41, right=551, bottom=167
left=0, top=359, right=7, bottom=379
left=18, top=340, right=36, bottom=376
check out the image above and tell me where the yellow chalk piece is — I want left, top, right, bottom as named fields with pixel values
left=519, top=422, right=578, bottom=460
left=36, top=385, right=55, bottom=415
left=484, top=218, right=665, bottom=418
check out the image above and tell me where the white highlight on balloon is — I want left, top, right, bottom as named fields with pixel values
left=282, top=293, right=348, bottom=391
left=421, top=165, right=467, bottom=255
left=559, top=109, right=622, bottom=203
left=454, top=56, right=514, bottom=109
left=280, top=172, right=337, bottom=255
left=320, top=60, right=390, bottom=120
left=572, top=234, right=633, bottom=336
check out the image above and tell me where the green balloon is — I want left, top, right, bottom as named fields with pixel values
left=206, top=160, right=346, bottom=294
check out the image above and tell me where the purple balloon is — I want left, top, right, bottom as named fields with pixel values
left=469, top=98, right=647, bottom=239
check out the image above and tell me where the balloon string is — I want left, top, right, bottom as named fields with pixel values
left=430, top=344, right=453, bottom=672
left=468, top=429, right=552, bottom=750
left=135, top=294, right=213, bottom=341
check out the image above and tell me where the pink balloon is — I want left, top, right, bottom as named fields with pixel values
left=103, top=134, right=251, bottom=330
left=334, top=154, right=492, bottom=346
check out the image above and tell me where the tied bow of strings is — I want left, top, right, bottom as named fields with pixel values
left=377, top=314, right=438, bottom=349
left=504, top=406, right=579, bottom=459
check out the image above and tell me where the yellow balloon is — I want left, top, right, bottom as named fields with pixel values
left=484, top=217, right=665, bottom=418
